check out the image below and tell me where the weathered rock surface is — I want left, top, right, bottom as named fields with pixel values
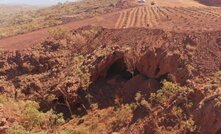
left=0, top=27, right=221, bottom=133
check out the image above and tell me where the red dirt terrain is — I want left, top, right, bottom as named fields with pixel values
left=115, top=6, right=221, bottom=31
left=0, top=0, right=221, bottom=50
left=0, top=0, right=221, bottom=134
left=0, top=12, right=118, bottom=50
left=0, top=26, right=221, bottom=133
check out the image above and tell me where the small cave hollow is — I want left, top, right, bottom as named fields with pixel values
left=88, top=58, right=139, bottom=108
left=105, top=58, right=133, bottom=80
left=55, top=95, right=72, bottom=119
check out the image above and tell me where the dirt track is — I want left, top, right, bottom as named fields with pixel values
left=0, top=12, right=118, bottom=50
left=0, top=0, right=221, bottom=50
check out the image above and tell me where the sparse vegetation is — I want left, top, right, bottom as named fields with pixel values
left=112, top=104, right=133, bottom=130
left=8, top=123, right=27, bottom=134
left=0, top=95, right=65, bottom=133
left=71, top=54, right=91, bottom=90
left=150, top=80, right=182, bottom=104
left=151, top=81, right=193, bottom=104
left=0, top=0, right=120, bottom=39
left=22, top=101, right=65, bottom=130
left=48, top=27, right=71, bottom=41
left=0, top=8, right=220, bottom=133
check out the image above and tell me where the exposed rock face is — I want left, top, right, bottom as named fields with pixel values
left=136, top=47, right=188, bottom=84
left=0, top=27, right=221, bottom=133
left=194, top=93, right=221, bottom=134
left=90, top=49, right=125, bottom=81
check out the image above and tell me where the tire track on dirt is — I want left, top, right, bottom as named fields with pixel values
left=143, top=6, right=149, bottom=27
left=209, top=8, right=221, bottom=16
left=193, top=7, right=221, bottom=17
left=156, top=6, right=169, bottom=19
left=175, top=7, right=217, bottom=29
left=177, top=7, right=200, bottom=19
left=125, top=8, right=135, bottom=28
left=149, top=6, right=159, bottom=27
left=122, top=10, right=130, bottom=28
left=140, top=7, right=145, bottom=27
left=129, top=7, right=139, bottom=27
left=182, top=7, right=215, bottom=19
left=115, top=11, right=125, bottom=28
left=160, top=7, right=192, bottom=31
left=152, top=7, right=161, bottom=21
left=133, top=7, right=140, bottom=27
left=135, top=7, right=142, bottom=27
left=147, top=7, right=154, bottom=27
left=171, top=7, right=218, bottom=31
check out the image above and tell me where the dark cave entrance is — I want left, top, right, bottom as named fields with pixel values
left=39, top=57, right=173, bottom=119
left=105, top=58, right=134, bottom=80
left=86, top=58, right=142, bottom=108
left=53, top=94, right=87, bottom=119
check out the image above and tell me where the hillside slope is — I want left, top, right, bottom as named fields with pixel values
left=0, top=26, right=221, bottom=133
left=1, top=1, right=221, bottom=50
left=0, top=0, right=121, bottom=39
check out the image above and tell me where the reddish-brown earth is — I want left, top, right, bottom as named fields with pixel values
left=0, top=12, right=119, bottom=50
left=0, top=0, right=221, bottom=133
left=0, top=0, right=221, bottom=50
left=0, top=26, right=221, bottom=133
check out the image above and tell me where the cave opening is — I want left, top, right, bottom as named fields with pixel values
left=106, top=58, right=133, bottom=80
left=54, top=95, right=72, bottom=119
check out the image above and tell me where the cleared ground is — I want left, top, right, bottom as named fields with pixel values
left=149, top=0, right=205, bottom=7
left=0, top=0, right=221, bottom=50
left=115, top=6, right=221, bottom=32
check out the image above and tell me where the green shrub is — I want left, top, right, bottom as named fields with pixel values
left=8, top=123, right=27, bottom=134
left=22, top=101, right=65, bottom=130
left=112, top=104, right=132, bottom=131
left=71, top=55, right=91, bottom=90
left=71, top=33, right=86, bottom=46
left=181, top=117, right=196, bottom=133
left=23, top=101, right=42, bottom=128
left=0, top=95, right=7, bottom=104
left=150, top=80, right=181, bottom=104
left=48, top=27, right=71, bottom=41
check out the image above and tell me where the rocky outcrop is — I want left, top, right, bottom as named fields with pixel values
left=194, top=92, right=221, bottom=134
left=0, top=27, right=221, bottom=132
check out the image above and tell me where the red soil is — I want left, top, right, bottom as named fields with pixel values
left=0, top=12, right=119, bottom=50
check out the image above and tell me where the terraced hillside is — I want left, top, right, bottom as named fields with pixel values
left=115, top=6, right=221, bottom=32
